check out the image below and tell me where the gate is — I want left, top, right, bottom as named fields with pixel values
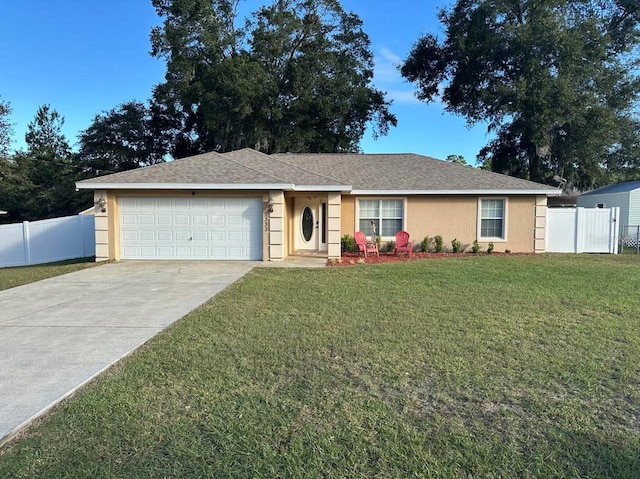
left=546, top=207, right=619, bottom=253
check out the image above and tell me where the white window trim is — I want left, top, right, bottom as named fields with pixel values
left=355, top=197, right=407, bottom=241
left=477, top=197, right=508, bottom=242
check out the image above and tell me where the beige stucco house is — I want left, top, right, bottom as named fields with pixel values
left=75, top=148, right=560, bottom=261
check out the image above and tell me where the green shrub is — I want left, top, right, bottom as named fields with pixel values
left=451, top=238, right=462, bottom=253
left=384, top=241, right=395, bottom=252
left=471, top=239, right=481, bottom=254
left=434, top=235, right=444, bottom=253
left=421, top=236, right=431, bottom=252
left=341, top=234, right=356, bottom=253
left=487, top=242, right=494, bottom=254
left=505, top=248, right=511, bottom=254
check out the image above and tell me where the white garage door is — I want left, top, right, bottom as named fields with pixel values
left=119, top=197, right=263, bottom=260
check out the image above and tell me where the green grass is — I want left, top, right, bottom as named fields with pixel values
left=1, top=254, right=639, bottom=478
left=0, top=258, right=98, bottom=292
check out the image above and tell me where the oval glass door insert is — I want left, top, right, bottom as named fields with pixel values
left=301, top=206, right=314, bottom=242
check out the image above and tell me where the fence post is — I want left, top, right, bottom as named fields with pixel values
left=575, top=208, right=583, bottom=253
left=78, top=214, right=86, bottom=257
left=611, top=207, right=619, bottom=254
left=22, top=220, right=31, bottom=265
left=637, top=225, right=640, bottom=254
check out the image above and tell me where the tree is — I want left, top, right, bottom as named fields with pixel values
left=1, top=105, right=88, bottom=222
left=77, top=101, right=168, bottom=178
left=0, top=151, right=36, bottom=222
left=401, top=0, right=640, bottom=189
left=22, top=105, right=78, bottom=219
left=445, top=154, right=467, bottom=165
left=150, top=0, right=396, bottom=156
left=0, top=97, right=12, bottom=158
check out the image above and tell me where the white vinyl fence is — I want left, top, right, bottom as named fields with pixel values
left=0, top=214, right=95, bottom=268
left=546, top=207, right=619, bottom=254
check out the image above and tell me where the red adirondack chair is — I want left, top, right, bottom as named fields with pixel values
left=394, top=230, right=413, bottom=258
left=354, top=231, right=379, bottom=258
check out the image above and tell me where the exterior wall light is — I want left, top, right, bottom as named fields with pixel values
left=95, top=196, right=107, bottom=213
left=267, top=197, right=275, bottom=213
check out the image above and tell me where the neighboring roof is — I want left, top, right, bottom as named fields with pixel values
left=581, top=180, right=640, bottom=196
left=547, top=195, right=578, bottom=208
left=76, top=148, right=560, bottom=195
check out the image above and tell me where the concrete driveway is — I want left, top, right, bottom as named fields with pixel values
left=0, top=260, right=257, bottom=443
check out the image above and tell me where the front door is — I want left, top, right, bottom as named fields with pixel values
left=294, top=197, right=327, bottom=251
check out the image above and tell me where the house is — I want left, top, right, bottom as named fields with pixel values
left=577, top=180, right=640, bottom=229
left=75, top=148, right=560, bottom=261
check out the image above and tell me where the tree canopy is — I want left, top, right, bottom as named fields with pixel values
left=0, top=97, right=12, bottom=159
left=77, top=101, right=169, bottom=178
left=0, top=105, right=84, bottom=222
left=401, top=0, right=640, bottom=189
left=150, top=0, right=396, bottom=156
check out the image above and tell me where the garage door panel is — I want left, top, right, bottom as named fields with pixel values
left=228, top=231, right=243, bottom=242
left=139, top=246, right=157, bottom=257
left=120, top=196, right=263, bottom=260
left=175, top=215, right=190, bottom=225
left=227, top=215, right=245, bottom=226
left=211, top=215, right=225, bottom=226
left=139, top=215, right=155, bottom=225
left=122, top=246, right=138, bottom=257
left=211, top=230, right=225, bottom=241
left=157, top=246, right=174, bottom=257
left=192, top=231, right=207, bottom=241
left=156, top=230, right=172, bottom=241
left=192, top=247, right=209, bottom=257
left=122, top=231, right=138, bottom=241
left=121, top=214, right=138, bottom=225
left=157, top=215, right=172, bottom=225
left=192, top=215, right=208, bottom=225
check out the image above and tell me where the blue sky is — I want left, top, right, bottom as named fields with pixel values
left=0, top=0, right=491, bottom=163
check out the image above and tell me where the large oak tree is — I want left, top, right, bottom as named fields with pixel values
left=77, top=101, right=169, bottom=178
left=150, top=0, right=396, bottom=156
left=401, top=0, right=640, bottom=188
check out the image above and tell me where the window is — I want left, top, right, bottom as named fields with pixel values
left=358, top=199, right=404, bottom=238
left=479, top=198, right=506, bottom=240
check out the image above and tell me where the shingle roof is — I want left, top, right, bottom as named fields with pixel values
left=270, top=152, right=556, bottom=192
left=581, top=180, right=640, bottom=196
left=77, top=148, right=559, bottom=194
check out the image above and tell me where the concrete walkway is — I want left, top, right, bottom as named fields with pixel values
left=0, top=261, right=257, bottom=444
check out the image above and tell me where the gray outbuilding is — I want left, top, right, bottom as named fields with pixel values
left=578, top=180, right=640, bottom=228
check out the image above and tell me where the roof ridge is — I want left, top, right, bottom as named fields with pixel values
left=267, top=153, right=349, bottom=185
left=220, top=150, right=285, bottom=183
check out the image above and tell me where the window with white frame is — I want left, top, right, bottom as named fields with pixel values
left=479, top=198, right=506, bottom=239
left=358, top=199, right=404, bottom=238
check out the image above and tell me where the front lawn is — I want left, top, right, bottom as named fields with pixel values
left=1, top=255, right=639, bottom=477
left=0, top=258, right=98, bottom=292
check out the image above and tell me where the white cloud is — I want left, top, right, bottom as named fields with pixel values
left=387, top=90, right=421, bottom=104
left=378, top=47, right=402, bottom=65
left=373, top=46, right=404, bottom=84
left=372, top=46, right=446, bottom=107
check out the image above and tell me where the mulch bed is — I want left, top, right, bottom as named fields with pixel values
left=327, top=251, right=527, bottom=266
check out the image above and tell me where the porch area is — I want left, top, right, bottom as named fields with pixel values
left=267, top=191, right=342, bottom=262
